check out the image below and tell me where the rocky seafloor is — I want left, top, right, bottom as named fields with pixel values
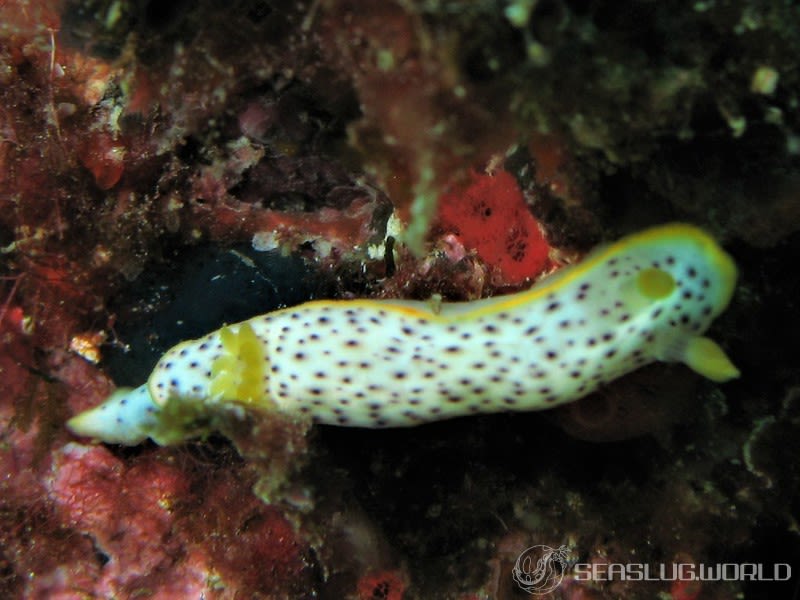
left=1, top=1, right=799, bottom=598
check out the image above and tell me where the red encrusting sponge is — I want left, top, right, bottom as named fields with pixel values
left=357, top=569, right=406, bottom=600
left=437, top=170, right=551, bottom=284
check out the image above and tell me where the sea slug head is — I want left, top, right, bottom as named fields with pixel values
left=612, top=223, right=739, bottom=382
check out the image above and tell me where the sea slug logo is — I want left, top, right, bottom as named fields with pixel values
left=512, top=543, right=792, bottom=595
left=512, top=544, right=571, bottom=595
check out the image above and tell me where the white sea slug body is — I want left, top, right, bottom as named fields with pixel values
left=68, top=223, right=739, bottom=445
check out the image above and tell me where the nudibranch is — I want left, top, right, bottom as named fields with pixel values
left=68, top=223, right=739, bottom=446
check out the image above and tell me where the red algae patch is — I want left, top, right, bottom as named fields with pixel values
left=49, top=445, right=190, bottom=592
left=437, top=170, right=552, bottom=284
left=45, top=443, right=316, bottom=597
left=78, top=132, right=126, bottom=190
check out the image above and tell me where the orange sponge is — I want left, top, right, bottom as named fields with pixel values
left=437, top=170, right=551, bottom=284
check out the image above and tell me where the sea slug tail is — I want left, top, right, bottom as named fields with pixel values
left=66, top=385, right=160, bottom=446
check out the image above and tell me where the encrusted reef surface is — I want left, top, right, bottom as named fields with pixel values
left=1, top=0, right=799, bottom=598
